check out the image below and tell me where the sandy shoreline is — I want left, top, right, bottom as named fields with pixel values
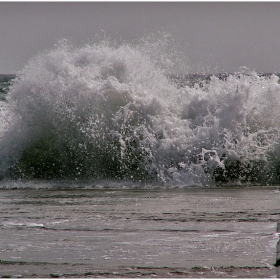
left=0, top=261, right=277, bottom=278
left=1, top=186, right=278, bottom=278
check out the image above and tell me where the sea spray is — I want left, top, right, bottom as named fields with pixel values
left=1, top=37, right=280, bottom=186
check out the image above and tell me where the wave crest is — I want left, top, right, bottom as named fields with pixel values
left=1, top=38, right=280, bottom=186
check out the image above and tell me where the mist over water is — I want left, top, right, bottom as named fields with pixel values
left=1, top=35, right=280, bottom=186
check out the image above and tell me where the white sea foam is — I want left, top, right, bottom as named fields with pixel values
left=2, top=221, right=44, bottom=228
left=0, top=36, right=280, bottom=186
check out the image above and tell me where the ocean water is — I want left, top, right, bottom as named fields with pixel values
left=0, top=36, right=279, bottom=277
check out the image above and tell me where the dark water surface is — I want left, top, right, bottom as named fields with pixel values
left=0, top=183, right=278, bottom=277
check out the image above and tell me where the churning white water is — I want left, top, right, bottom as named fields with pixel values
left=1, top=37, right=280, bottom=186
left=0, top=36, right=279, bottom=278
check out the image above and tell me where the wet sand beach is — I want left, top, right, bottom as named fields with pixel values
left=0, top=184, right=278, bottom=278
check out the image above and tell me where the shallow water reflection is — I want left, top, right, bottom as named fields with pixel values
left=0, top=184, right=278, bottom=275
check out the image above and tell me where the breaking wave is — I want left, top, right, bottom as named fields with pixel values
left=1, top=36, right=280, bottom=186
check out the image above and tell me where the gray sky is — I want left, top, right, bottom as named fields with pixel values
left=1, top=2, right=280, bottom=74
